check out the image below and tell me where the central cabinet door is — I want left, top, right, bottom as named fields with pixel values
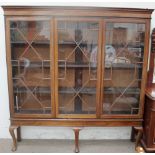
left=55, top=18, right=102, bottom=118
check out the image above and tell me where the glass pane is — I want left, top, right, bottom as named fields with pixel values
left=103, top=22, right=145, bottom=115
left=10, top=20, right=51, bottom=114
left=57, top=20, right=99, bottom=115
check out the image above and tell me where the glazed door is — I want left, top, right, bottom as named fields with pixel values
left=55, top=18, right=102, bottom=118
left=101, top=19, right=147, bottom=118
left=7, top=17, right=54, bottom=117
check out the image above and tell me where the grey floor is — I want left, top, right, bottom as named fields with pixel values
left=0, top=139, right=136, bottom=153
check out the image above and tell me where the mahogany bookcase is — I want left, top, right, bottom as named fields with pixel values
left=2, top=6, right=153, bottom=152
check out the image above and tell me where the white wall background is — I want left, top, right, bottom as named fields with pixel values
left=0, top=1, right=155, bottom=140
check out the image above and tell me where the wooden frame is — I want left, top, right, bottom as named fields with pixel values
left=3, top=6, right=153, bottom=152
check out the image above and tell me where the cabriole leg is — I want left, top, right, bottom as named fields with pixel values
left=130, top=126, right=138, bottom=142
left=17, top=127, right=21, bottom=142
left=73, top=128, right=82, bottom=153
left=9, top=125, right=19, bottom=152
left=134, top=126, right=144, bottom=153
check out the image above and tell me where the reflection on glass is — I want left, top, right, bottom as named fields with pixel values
left=103, top=22, right=145, bottom=115
left=57, top=21, right=99, bottom=115
left=10, top=20, right=51, bottom=114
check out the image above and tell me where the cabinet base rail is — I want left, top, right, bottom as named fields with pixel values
left=9, top=124, right=144, bottom=153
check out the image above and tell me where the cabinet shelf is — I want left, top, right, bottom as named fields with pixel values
left=59, top=110, right=96, bottom=114
left=103, top=110, right=137, bottom=114
left=12, top=61, right=142, bottom=70
left=11, top=41, right=98, bottom=46
left=59, top=87, right=140, bottom=95
left=109, top=43, right=144, bottom=48
left=11, top=40, right=50, bottom=45
left=14, top=87, right=96, bottom=95
left=58, top=62, right=97, bottom=68
left=13, top=86, right=140, bottom=95
left=104, top=87, right=140, bottom=95
left=59, top=87, right=96, bottom=94
left=58, top=41, right=98, bottom=46
left=14, top=87, right=51, bottom=94
left=12, top=61, right=50, bottom=68
left=105, top=63, right=142, bottom=69
left=12, top=61, right=97, bottom=69
left=15, top=109, right=51, bottom=114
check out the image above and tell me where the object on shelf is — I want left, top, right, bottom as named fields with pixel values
left=113, top=57, right=131, bottom=64
left=103, top=96, right=138, bottom=114
left=114, top=97, right=138, bottom=104
left=90, top=46, right=97, bottom=68
left=105, top=45, right=116, bottom=67
left=19, top=57, right=30, bottom=68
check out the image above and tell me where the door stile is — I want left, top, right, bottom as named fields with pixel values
left=100, top=20, right=106, bottom=117
left=5, top=17, right=15, bottom=117
left=53, top=18, right=59, bottom=118
left=96, top=19, right=103, bottom=118
left=138, top=19, right=151, bottom=118
left=50, top=18, right=56, bottom=117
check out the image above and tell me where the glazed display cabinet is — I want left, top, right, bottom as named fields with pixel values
left=3, top=6, right=153, bottom=152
